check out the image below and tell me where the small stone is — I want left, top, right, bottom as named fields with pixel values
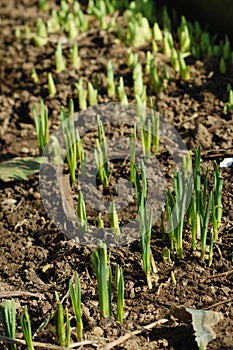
left=92, top=326, right=104, bottom=337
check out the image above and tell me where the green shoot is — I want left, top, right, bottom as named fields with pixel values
left=140, top=116, right=152, bottom=160
left=106, top=60, right=115, bottom=97
left=61, top=100, right=85, bottom=185
left=138, top=201, right=157, bottom=289
left=91, top=240, right=112, bottom=318
left=88, top=82, right=98, bottom=106
left=0, top=299, right=16, bottom=350
left=117, top=77, right=128, bottom=104
left=69, top=272, right=83, bottom=341
left=76, top=78, right=87, bottom=110
left=108, top=201, right=121, bottom=236
left=70, top=43, right=81, bottom=70
left=55, top=42, right=66, bottom=73
left=48, top=72, right=57, bottom=96
left=55, top=292, right=70, bottom=348
left=150, top=60, right=161, bottom=94
left=95, top=115, right=109, bottom=188
left=77, top=191, right=88, bottom=232
left=178, top=51, right=190, bottom=81
left=33, top=99, right=49, bottom=155
left=150, top=100, right=160, bottom=155
left=130, top=123, right=137, bottom=183
left=20, top=306, right=34, bottom=350
left=98, top=213, right=104, bottom=228
left=114, top=265, right=124, bottom=324
left=31, top=68, right=39, bottom=83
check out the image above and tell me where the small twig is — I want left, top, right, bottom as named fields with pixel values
left=0, top=335, right=98, bottom=349
left=202, top=269, right=233, bottom=282
left=100, top=319, right=168, bottom=350
left=206, top=297, right=233, bottom=310
left=0, top=291, right=45, bottom=299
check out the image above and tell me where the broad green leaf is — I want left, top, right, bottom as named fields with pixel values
left=0, top=157, right=46, bottom=182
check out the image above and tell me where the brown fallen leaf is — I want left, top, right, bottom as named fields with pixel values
left=171, top=306, right=223, bottom=350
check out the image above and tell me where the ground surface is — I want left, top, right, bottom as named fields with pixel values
left=0, top=1, right=233, bottom=349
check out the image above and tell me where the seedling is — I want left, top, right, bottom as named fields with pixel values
left=91, top=240, right=112, bottom=318
left=77, top=191, right=88, bottom=232
left=20, top=306, right=34, bottom=350
left=76, top=78, right=87, bottom=110
left=138, top=201, right=157, bottom=289
left=95, top=115, right=109, bottom=188
left=117, top=76, right=128, bottom=104
left=61, top=100, right=85, bottom=184
left=55, top=42, right=66, bottom=73
left=55, top=292, right=70, bottom=348
left=106, top=60, right=115, bottom=97
left=0, top=299, right=16, bottom=350
left=108, top=200, right=121, bottom=236
left=130, top=123, right=137, bottom=183
left=69, top=272, right=83, bottom=341
left=166, top=169, right=192, bottom=259
left=48, top=72, right=57, bottom=96
left=88, top=81, right=98, bottom=106
left=31, top=68, right=39, bottom=83
left=70, top=43, right=81, bottom=70
left=33, top=99, right=49, bottom=155
left=114, top=265, right=124, bottom=324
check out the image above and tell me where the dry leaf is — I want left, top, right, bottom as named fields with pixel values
left=172, top=306, right=223, bottom=350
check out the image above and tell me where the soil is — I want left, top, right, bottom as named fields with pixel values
left=0, top=1, right=233, bottom=349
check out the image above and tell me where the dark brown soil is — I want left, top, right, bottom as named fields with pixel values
left=0, top=1, right=232, bottom=349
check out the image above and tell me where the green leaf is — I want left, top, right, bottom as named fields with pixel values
left=0, top=157, right=46, bottom=182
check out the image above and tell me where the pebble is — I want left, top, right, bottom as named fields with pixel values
left=92, top=326, right=104, bottom=337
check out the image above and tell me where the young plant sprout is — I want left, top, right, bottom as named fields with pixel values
left=223, top=86, right=233, bottom=113
left=166, top=169, right=192, bottom=259
left=76, top=78, right=87, bottom=110
left=88, top=81, right=98, bottom=106
left=133, top=62, right=143, bottom=97
left=106, top=60, right=115, bottom=97
left=114, top=265, right=124, bottom=324
left=47, top=9, right=60, bottom=33
left=69, top=272, right=83, bottom=341
left=145, top=51, right=153, bottom=74
left=140, top=116, right=152, bottom=160
left=55, top=42, right=66, bottom=73
left=74, top=2, right=88, bottom=32
left=33, top=99, right=49, bottom=155
left=55, top=291, right=70, bottom=348
left=91, top=240, right=112, bottom=318
left=77, top=191, right=88, bottom=232
left=20, top=306, right=34, bottom=350
left=31, top=67, right=39, bottom=83
left=98, top=213, right=104, bottom=228
left=134, top=160, right=147, bottom=208
left=108, top=200, right=121, bottom=236
left=171, top=47, right=180, bottom=72
left=138, top=201, right=157, bottom=289
left=130, top=123, right=137, bottom=183
left=150, top=60, right=161, bottom=94
left=66, top=13, right=78, bottom=39
left=153, top=22, right=163, bottom=42
left=61, top=100, right=85, bottom=185
left=213, top=161, right=224, bottom=239
left=0, top=299, right=16, bottom=350
left=32, top=17, right=47, bottom=47
left=48, top=72, right=57, bottom=96
left=178, top=51, right=190, bottom=81
left=219, top=57, right=227, bottom=74
left=95, top=115, right=109, bottom=188
left=70, top=43, right=81, bottom=70
left=117, top=76, right=128, bottom=104
left=178, top=16, right=191, bottom=53
left=150, top=99, right=160, bottom=155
